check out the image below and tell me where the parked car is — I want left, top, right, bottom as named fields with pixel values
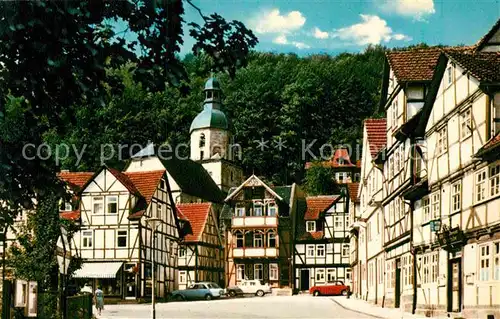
left=171, top=282, right=225, bottom=301
left=226, top=280, right=272, bottom=297
left=309, top=281, right=350, bottom=296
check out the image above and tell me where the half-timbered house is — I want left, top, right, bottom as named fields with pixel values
left=221, top=175, right=297, bottom=288
left=293, top=195, right=351, bottom=291
left=305, top=148, right=362, bottom=184
left=407, top=22, right=500, bottom=318
left=64, top=166, right=180, bottom=300
left=352, top=119, right=387, bottom=303
left=176, top=203, right=224, bottom=289
left=346, top=182, right=361, bottom=297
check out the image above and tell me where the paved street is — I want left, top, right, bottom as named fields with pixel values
left=99, top=296, right=374, bottom=319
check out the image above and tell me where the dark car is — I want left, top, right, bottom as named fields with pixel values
left=309, top=281, right=350, bottom=296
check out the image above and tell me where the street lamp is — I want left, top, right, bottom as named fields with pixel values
left=146, top=218, right=162, bottom=319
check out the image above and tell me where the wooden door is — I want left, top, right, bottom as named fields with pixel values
left=300, top=269, right=310, bottom=290
left=448, top=259, right=462, bottom=312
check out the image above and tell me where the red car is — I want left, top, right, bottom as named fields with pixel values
left=309, top=281, right=350, bottom=296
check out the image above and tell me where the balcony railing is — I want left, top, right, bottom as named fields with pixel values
left=232, top=216, right=278, bottom=227
left=232, top=247, right=278, bottom=258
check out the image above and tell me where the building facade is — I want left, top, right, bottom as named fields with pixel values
left=293, top=195, right=351, bottom=291
left=222, top=175, right=297, bottom=288
left=176, top=203, right=224, bottom=289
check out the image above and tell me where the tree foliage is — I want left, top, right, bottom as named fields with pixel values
left=0, top=0, right=257, bottom=225
left=303, top=164, right=339, bottom=196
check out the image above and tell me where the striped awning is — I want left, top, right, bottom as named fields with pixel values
left=73, top=262, right=123, bottom=279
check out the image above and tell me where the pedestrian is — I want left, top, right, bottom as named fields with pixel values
left=94, top=286, right=104, bottom=316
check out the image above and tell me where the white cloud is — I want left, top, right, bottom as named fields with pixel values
left=252, top=9, right=306, bottom=34
left=273, top=34, right=311, bottom=49
left=331, top=15, right=412, bottom=45
left=382, top=0, right=435, bottom=20
left=313, top=27, right=329, bottom=39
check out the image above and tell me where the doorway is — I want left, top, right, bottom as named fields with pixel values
left=395, top=258, right=401, bottom=308
left=447, top=258, right=462, bottom=312
left=300, top=269, right=310, bottom=291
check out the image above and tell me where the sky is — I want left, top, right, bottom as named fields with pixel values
left=176, top=0, right=500, bottom=56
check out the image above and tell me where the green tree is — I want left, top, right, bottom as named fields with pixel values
left=303, top=164, right=339, bottom=196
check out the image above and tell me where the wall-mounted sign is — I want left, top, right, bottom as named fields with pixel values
left=26, top=281, right=37, bottom=317
left=14, top=280, right=27, bottom=307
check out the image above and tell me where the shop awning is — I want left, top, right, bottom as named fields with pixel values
left=73, top=262, right=123, bottom=279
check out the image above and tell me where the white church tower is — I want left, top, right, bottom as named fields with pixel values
left=189, top=77, right=243, bottom=193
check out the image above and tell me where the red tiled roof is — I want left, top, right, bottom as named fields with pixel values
left=128, top=210, right=145, bottom=221
left=480, top=133, right=500, bottom=152
left=386, top=49, right=441, bottom=82
left=305, top=148, right=359, bottom=169
left=364, top=118, right=387, bottom=158
left=347, top=183, right=360, bottom=203
left=58, top=172, right=94, bottom=191
left=298, top=231, right=324, bottom=241
left=176, top=203, right=212, bottom=242
left=125, top=170, right=165, bottom=204
left=444, top=50, right=500, bottom=83
left=107, top=167, right=140, bottom=195
left=60, top=210, right=80, bottom=221
left=305, top=195, right=339, bottom=220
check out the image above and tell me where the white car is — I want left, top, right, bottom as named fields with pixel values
left=228, top=280, right=272, bottom=297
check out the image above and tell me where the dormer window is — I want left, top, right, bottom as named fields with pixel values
left=306, top=221, right=316, bottom=232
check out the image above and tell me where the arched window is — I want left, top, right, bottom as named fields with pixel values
left=199, top=133, right=206, bottom=148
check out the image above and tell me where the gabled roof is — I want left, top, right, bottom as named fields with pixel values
left=305, top=148, right=361, bottom=169
left=161, top=157, right=225, bottom=203
left=60, top=210, right=81, bottom=221
left=386, top=49, right=442, bottom=82
left=176, top=203, right=212, bottom=242
left=125, top=170, right=165, bottom=204
left=225, top=175, right=283, bottom=202
left=58, top=172, right=94, bottom=191
left=106, top=167, right=140, bottom=195
left=475, top=18, right=500, bottom=52
left=304, top=195, right=340, bottom=220
left=347, top=183, right=360, bottom=203
left=364, top=119, right=387, bottom=158
left=444, top=50, right=500, bottom=83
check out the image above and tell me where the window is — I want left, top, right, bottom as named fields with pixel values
left=179, top=247, right=186, bottom=257
left=236, top=264, right=245, bottom=280
left=342, top=244, right=349, bottom=257
left=253, top=202, right=263, bottom=216
left=327, top=269, right=336, bottom=282
left=480, top=245, right=490, bottom=281
left=391, top=101, right=398, bottom=128
left=82, top=231, right=93, bottom=248
left=235, top=204, right=245, bottom=217
left=269, top=263, right=279, bottom=280
left=447, top=66, right=453, bottom=84
left=92, top=197, right=104, bottom=214
left=476, top=170, right=487, bottom=202
left=389, top=158, right=394, bottom=179
left=160, top=180, right=166, bottom=190
left=494, top=242, right=500, bottom=281
left=431, top=192, right=440, bottom=219
left=63, top=201, right=72, bottom=211
left=452, top=182, right=461, bottom=213
left=431, top=253, right=438, bottom=283
left=422, top=197, right=430, bottom=222
left=437, top=127, right=448, bottom=155
left=316, top=269, right=325, bottom=282
left=253, top=232, right=263, bottom=248
left=334, top=217, right=342, bottom=228
left=117, top=230, right=127, bottom=247
left=237, top=265, right=245, bottom=281
left=268, top=232, right=276, bottom=247
left=490, top=164, right=500, bottom=197
left=199, top=133, right=206, bottom=148
left=394, top=149, right=400, bottom=175
left=236, top=232, right=244, bottom=248
left=316, top=245, right=325, bottom=257
left=267, top=202, right=277, bottom=216
left=306, top=245, right=315, bottom=257
left=395, top=199, right=400, bottom=221
left=354, top=173, right=360, bottom=182
left=460, top=109, right=472, bottom=139
left=179, top=271, right=187, bottom=284
left=367, top=222, right=371, bottom=241
left=338, top=158, right=345, bottom=165
left=306, top=221, right=316, bottom=232
left=254, top=264, right=263, bottom=280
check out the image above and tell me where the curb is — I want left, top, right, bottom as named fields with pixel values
left=330, top=298, right=384, bottom=319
